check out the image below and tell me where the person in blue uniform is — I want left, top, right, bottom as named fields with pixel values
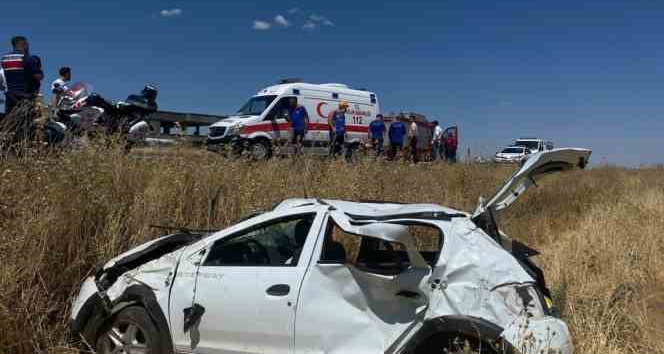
left=327, top=101, right=348, bottom=157
left=369, top=114, right=386, bottom=157
left=388, top=119, right=407, bottom=161
left=1, top=36, right=43, bottom=115
left=288, top=97, right=309, bottom=155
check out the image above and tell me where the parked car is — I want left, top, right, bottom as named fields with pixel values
left=494, top=146, right=530, bottom=163
left=70, top=148, right=591, bottom=354
left=513, top=138, right=554, bottom=154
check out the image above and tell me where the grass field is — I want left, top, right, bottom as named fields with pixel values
left=1, top=145, right=663, bottom=353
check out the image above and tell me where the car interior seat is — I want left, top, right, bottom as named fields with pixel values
left=286, top=219, right=313, bottom=266
left=322, top=241, right=347, bottom=263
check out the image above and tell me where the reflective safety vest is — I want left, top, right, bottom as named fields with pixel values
left=1, top=51, right=39, bottom=96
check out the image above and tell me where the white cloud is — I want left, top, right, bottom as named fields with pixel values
left=288, top=7, right=303, bottom=15
left=252, top=20, right=272, bottom=30
left=302, top=21, right=317, bottom=31
left=309, top=14, right=334, bottom=26
left=159, top=8, right=183, bottom=18
left=274, top=15, right=290, bottom=27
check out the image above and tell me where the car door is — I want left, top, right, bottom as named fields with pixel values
left=264, top=96, right=295, bottom=145
left=169, top=210, right=324, bottom=353
left=294, top=212, right=438, bottom=353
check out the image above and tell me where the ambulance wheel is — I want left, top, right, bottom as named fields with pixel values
left=249, top=139, right=271, bottom=160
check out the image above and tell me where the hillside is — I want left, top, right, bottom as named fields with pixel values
left=0, top=146, right=662, bottom=353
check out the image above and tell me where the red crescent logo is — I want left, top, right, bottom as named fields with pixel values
left=316, top=102, right=328, bottom=118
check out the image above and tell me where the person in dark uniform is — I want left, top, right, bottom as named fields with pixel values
left=288, top=97, right=309, bottom=156
left=1, top=36, right=43, bottom=115
left=327, top=101, right=348, bottom=157
left=369, top=114, right=386, bottom=157
left=388, top=119, right=406, bottom=161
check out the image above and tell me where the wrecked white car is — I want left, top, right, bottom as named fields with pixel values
left=70, top=148, right=591, bottom=354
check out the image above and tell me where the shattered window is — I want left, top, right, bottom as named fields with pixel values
left=320, top=222, right=442, bottom=275
left=320, top=223, right=361, bottom=264
left=204, top=213, right=315, bottom=267
left=406, top=224, right=442, bottom=264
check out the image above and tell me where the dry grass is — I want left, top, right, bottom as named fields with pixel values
left=0, top=145, right=663, bottom=353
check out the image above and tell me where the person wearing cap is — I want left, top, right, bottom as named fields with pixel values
left=327, top=101, right=348, bottom=157
left=369, top=113, right=386, bottom=157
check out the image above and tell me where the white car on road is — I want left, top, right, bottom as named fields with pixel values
left=494, top=146, right=530, bottom=163
left=70, top=148, right=591, bottom=354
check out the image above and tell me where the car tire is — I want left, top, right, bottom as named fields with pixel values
left=414, top=332, right=503, bottom=354
left=95, top=306, right=173, bottom=354
left=249, top=139, right=271, bottom=160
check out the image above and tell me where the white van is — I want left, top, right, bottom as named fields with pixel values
left=207, top=81, right=380, bottom=158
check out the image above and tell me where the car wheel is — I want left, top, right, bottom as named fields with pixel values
left=95, top=306, right=171, bottom=354
left=249, top=140, right=271, bottom=160
left=415, top=332, right=502, bottom=354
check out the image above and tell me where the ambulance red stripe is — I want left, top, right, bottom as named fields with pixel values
left=240, top=122, right=369, bottom=135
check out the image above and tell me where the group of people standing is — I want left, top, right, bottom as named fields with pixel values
left=286, top=97, right=350, bottom=158
left=285, top=96, right=458, bottom=162
left=369, top=115, right=458, bottom=163
left=0, top=35, right=72, bottom=116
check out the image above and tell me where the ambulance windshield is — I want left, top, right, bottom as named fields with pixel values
left=237, top=95, right=277, bottom=116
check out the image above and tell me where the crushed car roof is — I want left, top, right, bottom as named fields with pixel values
left=273, top=199, right=469, bottom=220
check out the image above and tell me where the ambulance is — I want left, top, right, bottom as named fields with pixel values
left=207, top=80, right=379, bottom=159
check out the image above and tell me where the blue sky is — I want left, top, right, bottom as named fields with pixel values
left=2, top=0, right=663, bottom=166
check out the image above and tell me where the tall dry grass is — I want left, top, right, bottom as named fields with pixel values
left=0, top=146, right=663, bottom=353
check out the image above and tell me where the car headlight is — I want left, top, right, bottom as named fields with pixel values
left=494, top=284, right=546, bottom=319
left=226, top=124, right=241, bottom=136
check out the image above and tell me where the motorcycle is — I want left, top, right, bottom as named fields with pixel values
left=55, top=83, right=158, bottom=149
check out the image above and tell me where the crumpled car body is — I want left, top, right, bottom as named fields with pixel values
left=70, top=148, right=591, bottom=354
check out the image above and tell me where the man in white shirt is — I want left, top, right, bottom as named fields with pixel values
left=432, top=120, right=443, bottom=161
left=0, top=67, right=6, bottom=92
left=408, top=116, right=419, bottom=163
left=50, top=66, right=71, bottom=108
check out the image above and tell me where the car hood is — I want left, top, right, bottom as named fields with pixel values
left=97, top=233, right=204, bottom=290
left=495, top=153, right=523, bottom=158
left=474, top=148, right=591, bottom=218
left=210, top=115, right=260, bottom=127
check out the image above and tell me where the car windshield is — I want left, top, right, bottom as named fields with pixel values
left=515, top=140, right=539, bottom=150
left=502, top=147, right=525, bottom=154
left=237, top=95, right=277, bottom=116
